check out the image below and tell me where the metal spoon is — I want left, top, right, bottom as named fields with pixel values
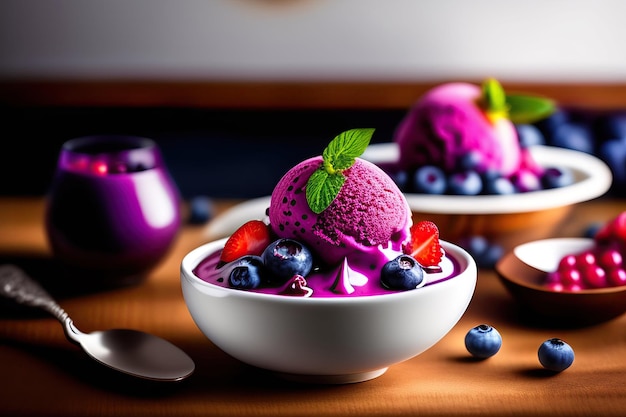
left=0, top=264, right=195, bottom=382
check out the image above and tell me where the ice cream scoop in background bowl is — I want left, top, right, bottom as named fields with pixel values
left=362, top=142, right=613, bottom=266
left=181, top=237, right=476, bottom=384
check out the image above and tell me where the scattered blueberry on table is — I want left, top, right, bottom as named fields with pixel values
left=458, top=236, right=504, bottom=269
left=188, top=195, right=215, bottom=224
left=464, top=324, right=502, bottom=359
left=537, top=338, right=575, bottom=372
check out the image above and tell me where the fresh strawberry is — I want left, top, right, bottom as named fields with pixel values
left=220, top=220, right=272, bottom=264
left=404, top=220, right=443, bottom=267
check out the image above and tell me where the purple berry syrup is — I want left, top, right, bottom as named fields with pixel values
left=193, top=248, right=461, bottom=298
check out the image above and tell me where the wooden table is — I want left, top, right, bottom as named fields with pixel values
left=1, top=197, right=626, bottom=417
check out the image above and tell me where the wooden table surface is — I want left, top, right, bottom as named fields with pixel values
left=1, top=197, right=626, bottom=417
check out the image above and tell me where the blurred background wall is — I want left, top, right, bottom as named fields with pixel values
left=1, top=0, right=625, bottom=201
left=1, top=0, right=625, bottom=82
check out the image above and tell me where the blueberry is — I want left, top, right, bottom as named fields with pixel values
left=262, top=239, right=313, bottom=282
left=381, top=254, right=425, bottom=290
left=479, top=244, right=504, bottom=269
left=516, top=124, right=546, bottom=148
left=550, top=123, right=595, bottom=154
left=482, top=174, right=516, bottom=195
left=457, top=151, right=483, bottom=171
left=540, top=166, right=575, bottom=189
left=598, top=137, right=626, bottom=188
left=538, top=338, right=574, bottom=372
left=413, top=165, right=447, bottom=194
left=536, top=108, right=570, bottom=139
left=476, top=243, right=504, bottom=269
left=447, top=170, right=483, bottom=195
left=459, top=235, right=504, bottom=268
left=512, top=170, right=542, bottom=193
left=459, top=235, right=489, bottom=257
left=595, top=112, right=626, bottom=141
left=188, top=195, right=215, bottom=224
left=464, top=324, right=502, bottom=359
left=228, top=255, right=265, bottom=289
left=392, top=170, right=409, bottom=191
left=583, top=222, right=603, bottom=239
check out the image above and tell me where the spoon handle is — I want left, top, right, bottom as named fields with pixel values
left=0, top=264, right=69, bottom=323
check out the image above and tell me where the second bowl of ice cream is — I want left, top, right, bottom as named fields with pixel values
left=363, top=80, right=613, bottom=265
left=182, top=129, right=477, bottom=383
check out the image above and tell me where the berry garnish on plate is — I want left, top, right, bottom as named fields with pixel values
left=381, top=254, right=425, bottom=291
left=219, top=220, right=272, bottom=265
left=261, top=238, right=314, bottom=283
left=404, top=220, right=444, bottom=270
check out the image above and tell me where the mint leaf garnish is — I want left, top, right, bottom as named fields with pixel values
left=506, top=94, right=556, bottom=124
left=306, top=169, right=346, bottom=214
left=479, top=78, right=556, bottom=124
left=480, top=78, right=508, bottom=115
left=323, top=128, right=374, bottom=171
left=306, top=128, right=374, bottom=214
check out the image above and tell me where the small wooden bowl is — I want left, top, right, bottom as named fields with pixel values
left=496, top=238, right=626, bottom=327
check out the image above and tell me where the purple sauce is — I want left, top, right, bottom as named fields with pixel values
left=193, top=247, right=461, bottom=298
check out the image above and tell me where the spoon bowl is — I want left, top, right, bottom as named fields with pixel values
left=496, top=238, right=626, bottom=327
left=0, top=264, right=195, bottom=382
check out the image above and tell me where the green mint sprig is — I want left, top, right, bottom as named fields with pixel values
left=306, top=128, right=374, bottom=214
left=479, top=78, right=556, bottom=124
left=506, top=93, right=556, bottom=124
left=481, top=78, right=508, bottom=118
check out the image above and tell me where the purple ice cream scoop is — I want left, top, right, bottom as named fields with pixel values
left=394, top=82, right=523, bottom=177
left=268, top=156, right=412, bottom=267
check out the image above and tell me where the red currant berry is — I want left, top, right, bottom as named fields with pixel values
left=545, top=281, right=565, bottom=292
left=582, top=265, right=608, bottom=288
left=560, top=269, right=583, bottom=287
left=577, top=252, right=596, bottom=268
left=607, top=268, right=626, bottom=287
left=598, top=249, right=623, bottom=270
left=565, top=283, right=584, bottom=292
left=544, top=271, right=560, bottom=284
left=558, top=254, right=578, bottom=270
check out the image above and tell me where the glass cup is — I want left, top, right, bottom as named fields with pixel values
left=45, top=135, right=182, bottom=287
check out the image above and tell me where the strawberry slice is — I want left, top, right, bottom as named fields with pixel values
left=404, top=220, right=443, bottom=268
left=220, top=220, right=272, bottom=264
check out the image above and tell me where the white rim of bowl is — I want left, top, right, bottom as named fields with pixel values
left=361, top=143, right=613, bottom=214
left=182, top=239, right=476, bottom=304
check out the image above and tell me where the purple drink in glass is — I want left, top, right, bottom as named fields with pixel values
left=45, top=135, right=181, bottom=286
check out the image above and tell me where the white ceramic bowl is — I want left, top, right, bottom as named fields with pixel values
left=181, top=238, right=477, bottom=384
